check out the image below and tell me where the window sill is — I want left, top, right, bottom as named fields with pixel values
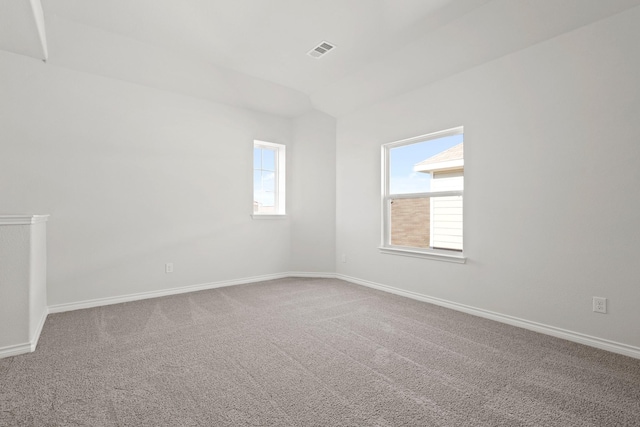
left=379, top=246, right=466, bottom=264
left=251, top=214, right=287, bottom=220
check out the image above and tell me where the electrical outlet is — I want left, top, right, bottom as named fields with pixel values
left=165, top=263, right=174, bottom=273
left=593, top=297, right=607, bottom=314
left=341, top=254, right=347, bottom=263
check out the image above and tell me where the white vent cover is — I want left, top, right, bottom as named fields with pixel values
left=307, top=41, right=336, bottom=58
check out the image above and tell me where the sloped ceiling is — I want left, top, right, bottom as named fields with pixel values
left=2, top=0, right=640, bottom=118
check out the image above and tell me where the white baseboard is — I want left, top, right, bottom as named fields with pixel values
left=0, top=309, right=48, bottom=359
left=31, top=308, right=48, bottom=350
left=48, top=272, right=290, bottom=314
left=0, top=342, right=34, bottom=359
left=3, top=273, right=291, bottom=359
left=336, top=273, right=640, bottom=360
left=7, top=271, right=638, bottom=361
left=48, top=272, right=338, bottom=314
left=287, top=271, right=337, bottom=279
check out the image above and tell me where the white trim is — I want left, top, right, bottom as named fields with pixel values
left=31, top=308, right=48, bottom=351
left=47, top=272, right=290, bottom=314
left=254, top=140, right=283, bottom=149
left=0, top=342, right=34, bottom=359
left=384, top=126, right=464, bottom=149
left=287, top=271, right=337, bottom=279
left=388, top=190, right=462, bottom=199
left=379, top=247, right=466, bottom=263
left=335, top=274, right=640, bottom=360
left=48, top=272, right=339, bottom=314
left=0, top=214, right=49, bottom=225
left=251, top=214, right=288, bottom=220
left=0, top=310, right=48, bottom=359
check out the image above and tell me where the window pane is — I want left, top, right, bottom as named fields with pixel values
left=252, top=141, right=285, bottom=216
left=390, top=197, right=430, bottom=248
left=430, top=194, right=463, bottom=251
left=389, top=134, right=463, bottom=195
left=261, top=171, right=274, bottom=192
left=262, top=192, right=275, bottom=207
left=262, top=148, right=276, bottom=171
left=254, top=170, right=275, bottom=209
left=255, top=190, right=275, bottom=208
left=390, top=195, right=463, bottom=251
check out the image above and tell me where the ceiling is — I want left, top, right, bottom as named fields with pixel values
left=0, top=0, right=47, bottom=60
left=2, top=0, right=640, bottom=118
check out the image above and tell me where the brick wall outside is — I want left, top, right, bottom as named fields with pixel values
left=390, top=197, right=430, bottom=248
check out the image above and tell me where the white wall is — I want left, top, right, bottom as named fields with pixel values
left=28, top=221, right=47, bottom=341
left=290, top=111, right=337, bottom=273
left=0, top=225, right=31, bottom=348
left=0, top=50, right=296, bottom=306
left=336, top=7, right=640, bottom=349
left=0, top=218, right=47, bottom=354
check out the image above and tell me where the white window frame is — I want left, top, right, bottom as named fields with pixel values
left=380, top=126, right=466, bottom=263
left=252, top=140, right=286, bottom=219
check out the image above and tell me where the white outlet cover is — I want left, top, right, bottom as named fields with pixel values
left=593, top=297, right=607, bottom=313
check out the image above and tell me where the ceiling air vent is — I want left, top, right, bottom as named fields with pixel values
left=307, top=41, right=336, bottom=59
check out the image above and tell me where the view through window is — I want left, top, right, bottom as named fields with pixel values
left=253, top=141, right=286, bottom=215
left=383, top=128, right=463, bottom=253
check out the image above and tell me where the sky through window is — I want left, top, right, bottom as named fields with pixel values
left=389, top=134, right=463, bottom=194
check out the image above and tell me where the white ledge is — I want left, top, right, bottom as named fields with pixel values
left=251, top=214, right=287, bottom=220
left=379, top=246, right=466, bottom=263
left=0, top=214, right=50, bottom=225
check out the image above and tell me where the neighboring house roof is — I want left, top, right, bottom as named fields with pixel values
left=414, top=143, right=464, bottom=173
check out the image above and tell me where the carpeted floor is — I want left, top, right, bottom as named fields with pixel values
left=1, top=278, right=639, bottom=426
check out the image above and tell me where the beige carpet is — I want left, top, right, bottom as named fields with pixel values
left=1, top=277, right=639, bottom=426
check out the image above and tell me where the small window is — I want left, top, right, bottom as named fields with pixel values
left=381, top=127, right=465, bottom=262
left=253, top=140, right=286, bottom=216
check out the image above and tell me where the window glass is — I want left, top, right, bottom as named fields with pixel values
left=261, top=149, right=275, bottom=171
left=382, top=128, right=464, bottom=254
left=389, top=135, right=462, bottom=194
left=253, top=141, right=285, bottom=215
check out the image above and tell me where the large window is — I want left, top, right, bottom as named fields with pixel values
left=381, top=127, right=465, bottom=262
left=253, top=140, right=286, bottom=216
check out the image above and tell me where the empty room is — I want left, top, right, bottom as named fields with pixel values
left=1, top=0, right=640, bottom=425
